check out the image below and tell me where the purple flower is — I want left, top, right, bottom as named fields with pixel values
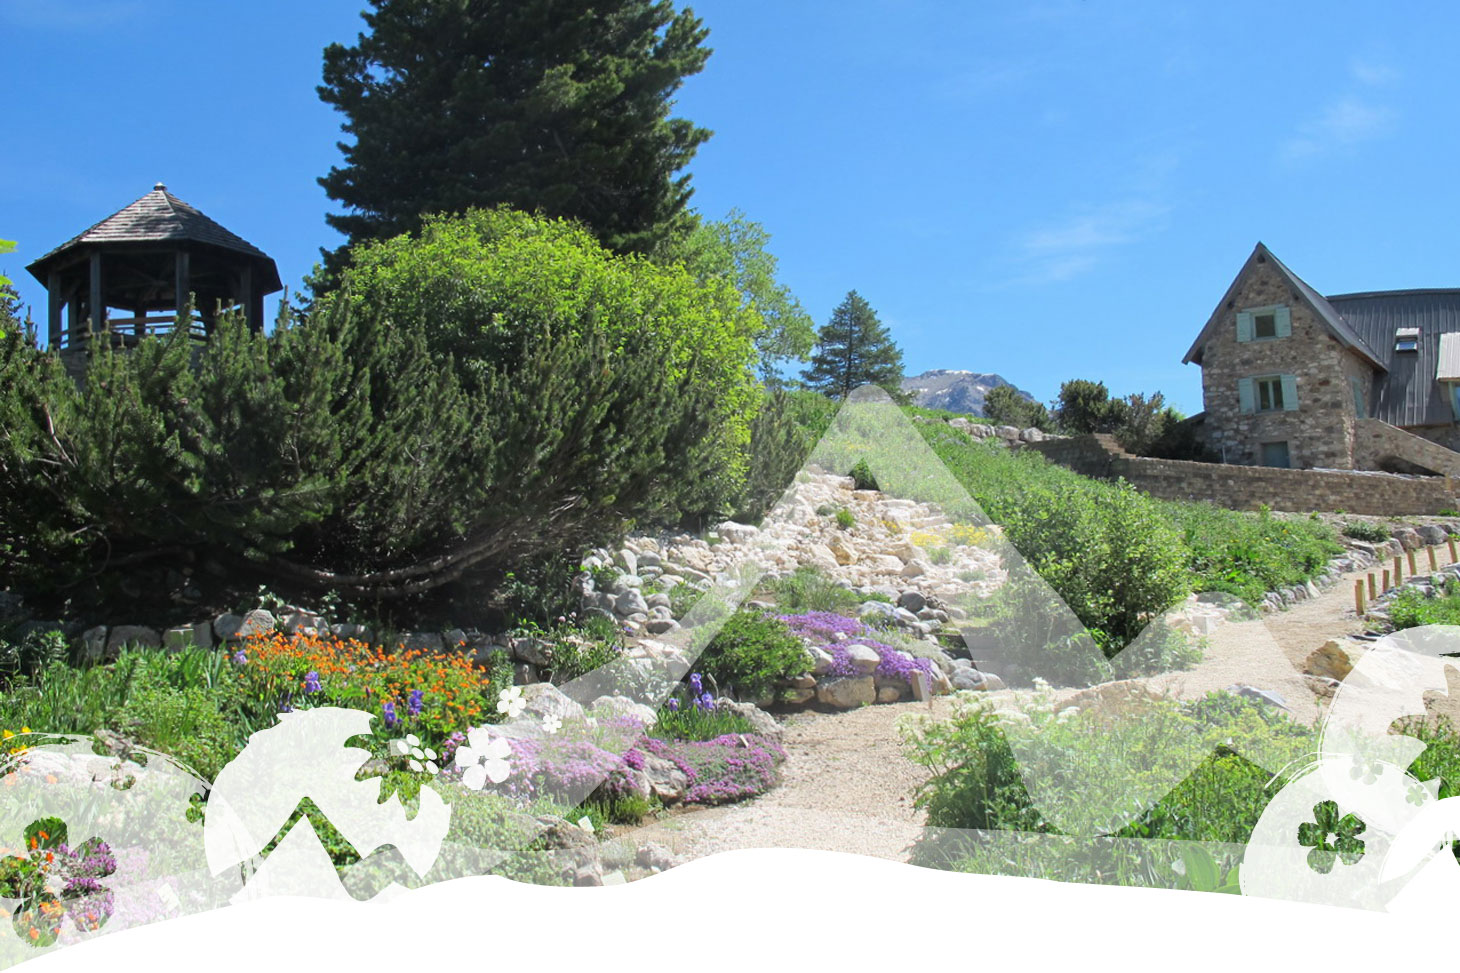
left=689, top=673, right=704, bottom=695
left=695, top=692, right=715, bottom=711
left=382, top=703, right=399, bottom=729
left=231, top=649, right=247, bottom=665
left=666, top=699, right=680, bottom=712
left=407, top=689, right=424, bottom=717
left=304, top=671, right=322, bottom=694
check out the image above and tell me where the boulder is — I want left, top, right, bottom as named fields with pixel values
left=995, top=425, right=1021, bottom=441
left=1020, top=427, right=1045, bottom=443
left=877, top=686, right=904, bottom=703
left=716, top=699, right=783, bottom=739
left=615, top=589, right=650, bottom=617
left=1419, top=524, right=1450, bottom=547
left=511, top=637, right=555, bottom=667
left=716, top=521, right=760, bottom=545
left=844, top=644, right=882, bottom=675
left=106, top=625, right=161, bottom=655
left=520, top=683, right=585, bottom=724
left=591, top=695, right=658, bottom=728
left=952, top=669, right=988, bottom=691
left=642, top=754, right=689, bottom=803
left=616, top=549, right=639, bottom=577
left=1305, top=639, right=1359, bottom=682
left=1393, top=528, right=1423, bottom=551
left=79, top=625, right=108, bottom=663
left=893, top=587, right=928, bottom=610
left=396, top=632, right=445, bottom=653
left=816, top=676, right=876, bottom=709
left=808, top=646, right=835, bottom=675
left=282, top=612, right=327, bottom=636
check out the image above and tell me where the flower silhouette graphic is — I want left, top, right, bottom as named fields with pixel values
left=0, top=817, right=116, bottom=947
left=1297, top=801, right=1366, bottom=875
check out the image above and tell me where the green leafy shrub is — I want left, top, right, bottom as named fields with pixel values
left=1341, top=521, right=1392, bottom=543
left=117, top=686, right=237, bottom=782
left=733, top=389, right=835, bottom=523
left=1387, top=583, right=1460, bottom=630
left=653, top=698, right=757, bottom=742
left=901, top=691, right=1313, bottom=851
left=849, top=458, right=879, bottom=491
left=834, top=508, right=856, bottom=530
left=697, top=610, right=812, bottom=700
left=761, top=566, right=862, bottom=614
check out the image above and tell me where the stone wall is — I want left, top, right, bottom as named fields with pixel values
left=1195, top=254, right=1361, bottom=469
left=1029, top=435, right=1460, bottom=515
left=1354, top=418, right=1460, bottom=476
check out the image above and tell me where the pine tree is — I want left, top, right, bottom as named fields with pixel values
left=801, top=291, right=909, bottom=402
left=316, top=0, right=712, bottom=275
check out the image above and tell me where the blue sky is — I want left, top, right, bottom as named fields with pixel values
left=2, top=0, right=1457, bottom=414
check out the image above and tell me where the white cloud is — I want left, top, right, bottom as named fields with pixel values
left=1350, top=58, right=1399, bottom=87
left=0, top=0, right=147, bottom=30
left=1280, top=97, right=1395, bottom=162
left=1007, top=199, right=1168, bottom=285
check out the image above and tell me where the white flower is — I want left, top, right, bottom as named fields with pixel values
left=497, top=686, right=527, bottom=720
left=542, top=716, right=562, bottom=735
left=454, top=726, right=512, bottom=790
left=393, top=734, right=440, bottom=775
left=576, top=815, right=595, bottom=834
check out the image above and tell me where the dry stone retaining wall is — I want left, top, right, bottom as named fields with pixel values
left=1029, top=434, right=1459, bottom=515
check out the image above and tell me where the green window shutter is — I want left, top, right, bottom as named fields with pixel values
left=1281, top=373, right=1299, bottom=410
left=1238, top=377, right=1255, bottom=413
left=1274, top=306, right=1292, bottom=337
left=1236, top=311, right=1254, bottom=342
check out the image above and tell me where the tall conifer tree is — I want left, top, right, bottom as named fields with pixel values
left=317, top=0, right=712, bottom=274
left=801, top=291, right=909, bottom=402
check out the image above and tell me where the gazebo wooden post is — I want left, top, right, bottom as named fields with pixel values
left=245, top=264, right=264, bottom=334
left=174, top=250, right=191, bottom=330
left=46, top=271, right=62, bottom=350
left=66, top=283, right=79, bottom=348
left=88, top=251, right=104, bottom=339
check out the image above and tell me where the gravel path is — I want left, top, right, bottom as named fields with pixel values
left=623, top=562, right=1387, bottom=867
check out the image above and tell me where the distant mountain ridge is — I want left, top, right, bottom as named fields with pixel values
left=901, top=369, right=1035, bottom=417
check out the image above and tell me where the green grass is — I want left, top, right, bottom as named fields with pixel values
left=1388, top=579, right=1460, bottom=630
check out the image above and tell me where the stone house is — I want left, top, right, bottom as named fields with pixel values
left=1183, top=242, right=1460, bottom=476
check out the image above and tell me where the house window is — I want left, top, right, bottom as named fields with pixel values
left=1396, top=328, right=1420, bottom=352
left=1238, top=374, right=1298, bottom=413
left=1237, top=305, right=1291, bottom=342
left=1260, top=442, right=1292, bottom=468
left=1256, top=376, right=1284, bottom=411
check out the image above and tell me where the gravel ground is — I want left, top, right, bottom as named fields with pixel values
left=621, top=563, right=1387, bottom=870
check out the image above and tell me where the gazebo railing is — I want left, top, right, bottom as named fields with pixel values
left=61, top=312, right=210, bottom=350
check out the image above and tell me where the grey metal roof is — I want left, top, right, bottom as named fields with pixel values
left=1439, top=333, right=1460, bottom=382
left=27, top=183, right=275, bottom=280
left=1261, top=247, right=1387, bottom=369
left=1324, top=289, right=1460, bottom=427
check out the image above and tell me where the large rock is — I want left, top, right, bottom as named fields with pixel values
left=1305, top=639, right=1359, bottom=682
left=1393, top=528, right=1423, bottom=551
left=952, top=669, right=988, bottom=691
left=816, top=676, right=876, bottom=709
left=615, top=589, right=650, bottom=617
left=642, top=753, right=690, bottom=803
left=716, top=699, right=783, bottom=740
left=1419, top=525, right=1450, bottom=547
left=511, top=637, right=555, bottom=667
left=1020, top=427, right=1045, bottom=443
left=863, top=554, right=906, bottom=574
left=520, top=683, right=586, bottom=725
left=79, top=625, right=108, bottom=662
left=844, top=644, right=882, bottom=675
left=898, top=590, right=927, bottom=613
left=716, top=521, right=760, bottom=544
left=995, top=425, right=1021, bottom=441
left=396, top=631, right=445, bottom=653
left=591, top=695, right=658, bottom=728
left=106, top=625, right=161, bottom=654
left=216, top=610, right=275, bottom=642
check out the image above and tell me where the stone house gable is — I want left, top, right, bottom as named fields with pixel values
left=1185, top=243, right=1460, bottom=476
left=1186, top=244, right=1371, bottom=469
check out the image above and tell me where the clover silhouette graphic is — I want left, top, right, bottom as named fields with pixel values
left=1297, top=800, right=1366, bottom=875
left=0, top=817, right=115, bottom=948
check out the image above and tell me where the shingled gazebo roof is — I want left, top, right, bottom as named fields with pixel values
left=27, top=183, right=282, bottom=293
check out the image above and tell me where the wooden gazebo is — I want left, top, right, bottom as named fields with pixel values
left=26, top=183, right=282, bottom=355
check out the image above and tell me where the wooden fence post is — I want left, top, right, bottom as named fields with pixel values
left=1430, top=547, right=1439, bottom=571
left=1408, top=549, right=1418, bottom=575
left=1368, top=573, right=1377, bottom=601
left=1383, top=568, right=1392, bottom=591
left=1355, top=580, right=1366, bottom=615
left=1450, top=536, right=1458, bottom=563
left=1395, top=556, right=1404, bottom=586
